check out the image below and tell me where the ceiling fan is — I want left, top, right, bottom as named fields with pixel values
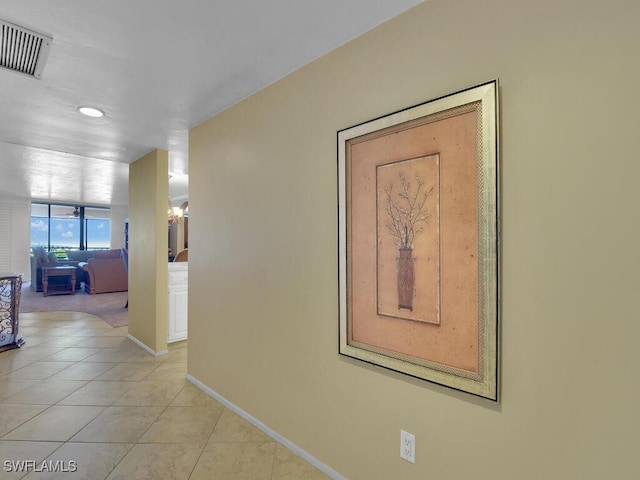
left=71, top=206, right=80, bottom=218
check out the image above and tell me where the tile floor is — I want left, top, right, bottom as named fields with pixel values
left=0, top=311, right=331, bottom=480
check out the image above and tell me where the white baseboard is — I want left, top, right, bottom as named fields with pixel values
left=126, top=334, right=168, bottom=356
left=186, top=374, right=347, bottom=480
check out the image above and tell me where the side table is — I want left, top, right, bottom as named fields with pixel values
left=0, top=273, right=25, bottom=352
left=42, top=266, right=76, bottom=296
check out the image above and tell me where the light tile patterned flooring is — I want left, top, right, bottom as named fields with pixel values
left=0, top=311, right=330, bottom=480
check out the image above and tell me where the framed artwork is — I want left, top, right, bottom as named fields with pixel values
left=338, top=80, right=499, bottom=401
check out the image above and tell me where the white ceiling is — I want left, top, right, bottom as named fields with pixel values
left=0, top=0, right=424, bottom=208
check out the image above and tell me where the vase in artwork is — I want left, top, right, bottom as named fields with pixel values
left=397, top=248, right=415, bottom=311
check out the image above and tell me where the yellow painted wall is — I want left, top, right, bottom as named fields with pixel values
left=128, top=149, right=168, bottom=353
left=188, top=1, right=640, bottom=478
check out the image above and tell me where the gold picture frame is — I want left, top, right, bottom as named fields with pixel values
left=338, top=80, right=499, bottom=401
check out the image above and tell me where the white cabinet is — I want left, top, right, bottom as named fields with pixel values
left=168, top=262, right=188, bottom=343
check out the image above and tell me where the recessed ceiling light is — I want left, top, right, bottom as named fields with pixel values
left=78, top=106, right=104, bottom=118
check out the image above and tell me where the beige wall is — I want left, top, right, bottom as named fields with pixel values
left=188, top=0, right=640, bottom=478
left=128, top=149, right=168, bottom=353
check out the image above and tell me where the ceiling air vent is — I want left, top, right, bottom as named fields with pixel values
left=0, top=19, right=52, bottom=79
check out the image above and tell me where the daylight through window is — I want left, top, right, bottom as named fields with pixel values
left=30, top=203, right=111, bottom=254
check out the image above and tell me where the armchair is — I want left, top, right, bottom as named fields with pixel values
left=81, top=250, right=128, bottom=294
left=173, top=248, right=188, bottom=262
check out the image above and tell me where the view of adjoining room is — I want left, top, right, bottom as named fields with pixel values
left=16, top=166, right=190, bottom=348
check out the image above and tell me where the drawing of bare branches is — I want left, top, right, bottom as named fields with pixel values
left=384, top=172, right=433, bottom=249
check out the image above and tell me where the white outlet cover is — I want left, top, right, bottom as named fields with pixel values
left=400, top=429, right=416, bottom=464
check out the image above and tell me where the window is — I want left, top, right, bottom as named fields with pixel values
left=84, top=207, right=111, bottom=249
left=30, top=203, right=111, bottom=253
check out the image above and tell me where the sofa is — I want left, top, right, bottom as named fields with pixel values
left=81, top=249, right=128, bottom=295
left=30, top=248, right=128, bottom=294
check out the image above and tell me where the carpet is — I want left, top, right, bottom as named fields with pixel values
left=19, top=283, right=128, bottom=328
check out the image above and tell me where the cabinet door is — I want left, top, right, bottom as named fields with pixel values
left=168, top=285, right=188, bottom=342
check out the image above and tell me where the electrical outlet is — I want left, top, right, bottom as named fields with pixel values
left=400, top=429, right=416, bottom=464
